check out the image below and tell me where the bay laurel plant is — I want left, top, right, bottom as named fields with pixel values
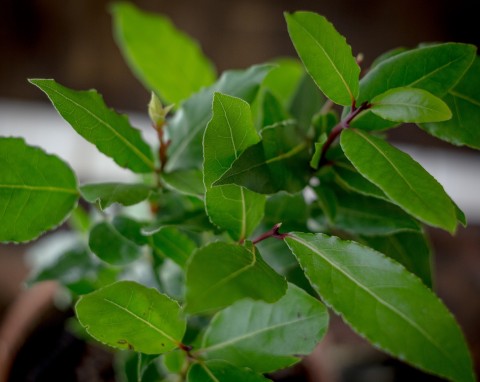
left=1, top=3, right=478, bottom=381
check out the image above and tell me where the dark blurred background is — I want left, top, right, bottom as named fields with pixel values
left=1, top=1, right=479, bottom=381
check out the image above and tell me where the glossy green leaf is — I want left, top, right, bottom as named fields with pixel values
left=352, top=43, right=476, bottom=130
left=370, top=87, right=452, bottom=123
left=89, top=220, right=143, bottom=265
left=340, top=129, right=457, bottom=232
left=80, top=182, right=151, bottom=210
left=370, top=47, right=408, bottom=69
left=204, top=92, right=265, bottom=241
left=185, top=242, right=287, bottom=314
left=187, top=360, right=271, bottom=382
left=162, top=169, right=204, bottom=197
left=112, top=3, right=216, bottom=105
left=364, top=232, right=432, bottom=287
left=214, top=122, right=311, bottom=194
left=76, top=281, right=186, bottom=354
left=285, top=12, right=360, bottom=106
left=29, top=79, right=155, bottom=173
left=285, top=232, right=475, bottom=382
left=200, top=283, right=328, bottom=373
left=147, top=226, right=197, bottom=268
left=167, top=64, right=272, bottom=171
left=319, top=186, right=422, bottom=236
left=0, top=137, right=78, bottom=243
left=422, top=56, right=480, bottom=149
left=112, top=216, right=149, bottom=246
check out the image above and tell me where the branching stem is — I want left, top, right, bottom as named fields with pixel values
left=252, top=223, right=288, bottom=245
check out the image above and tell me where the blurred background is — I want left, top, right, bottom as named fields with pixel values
left=0, top=0, right=479, bottom=381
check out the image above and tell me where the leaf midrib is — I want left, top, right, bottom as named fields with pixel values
left=201, top=314, right=318, bottom=354
left=103, top=297, right=178, bottom=344
left=289, top=234, right=456, bottom=369
left=38, top=81, right=154, bottom=171
left=0, top=184, right=78, bottom=194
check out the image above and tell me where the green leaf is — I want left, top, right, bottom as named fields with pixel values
left=199, top=283, right=328, bottom=373
left=112, top=3, right=215, bottom=105
left=370, top=87, right=452, bottom=123
left=147, top=226, right=197, bottom=268
left=318, top=185, right=422, bottom=236
left=261, top=90, right=290, bottom=127
left=310, top=133, right=327, bottom=169
left=370, top=47, right=408, bottom=69
left=422, top=56, right=480, bottom=149
left=264, top=192, right=308, bottom=232
left=214, top=122, right=311, bottom=194
left=89, top=220, right=143, bottom=265
left=29, top=79, right=155, bottom=173
left=352, top=43, right=476, bottom=130
left=363, top=232, right=432, bottom=287
left=0, top=137, right=78, bottom=243
left=288, top=73, right=326, bottom=130
left=340, top=129, right=457, bottom=233
left=331, top=160, right=388, bottom=201
left=285, top=11, right=360, bottom=106
left=204, top=92, right=265, bottom=241
left=162, top=169, right=204, bottom=197
left=187, top=360, right=271, bottom=382
left=76, top=281, right=186, bottom=354
left=262, top=58, right=304, bottom=106
left=80, top=182, right=152, bottom=210
left=185, top=242, right=287, bottom=314
left=166, top=64, right=272, bottom=171
left=285, top=232, right=475, bottom=382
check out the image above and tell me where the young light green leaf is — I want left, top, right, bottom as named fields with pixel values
left=187, top=360, right=271, bottom=382
left=285, top=232, right=475, bottom=382
left=199, top=283, right=328, bottom=373
left=204, top=92, right=265, bottom=241
left=161, top=169, right=204, bottom=197
left=147, top=226, right=197, bottom=268
left=0, top=137, right=78, bottom=243
left=422, top=56, right=480, bottom=149
left=310, top=133, right=327, bottom=169
left=214, top=122, right=311, bottom=194
left=29, top=79, right=155, bottom=173
left=352, top=43, right=476, bottom=130
left=76, top=281, right=186, bottom=354
left=89, top=220, right=143, bottom=265
left=285, top=11, right=360, bottom=106
left=167, top=64, right=272, bottom=171
left=317, top=185, right=422, bottom=236
left=185, top=242, right=287, bottom=314
left=370, top=47, right=408, bottom=69
left=80, top=183, right=152, bottom=210
left=261, top=90, right=290, bottom=127
left=340, top=129, right=457, bottom=233
left=112, top=3, right=216, bottom=105
left=261, top=58, right=304, bottom=106
left=370, top=87, right=452, bottom=123
left=363, top=231, right=432, bottom=287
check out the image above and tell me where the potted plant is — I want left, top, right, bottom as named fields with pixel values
left=1, top=3, right=478, bottom=381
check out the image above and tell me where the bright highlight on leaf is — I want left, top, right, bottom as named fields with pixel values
left=285, top=232, right=475, bottom=382
left=29, top=79, right=155, bottom=174
left=285, top=11, right=360, bottom=106
left=112, top=2, right=216, bottom=105
left=76, top=281, right=186, bottom=354
left=0, top=137, right=78, bottom=243
left=370, top=87, right=452, bottom=123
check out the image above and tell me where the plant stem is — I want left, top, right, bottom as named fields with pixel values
left=252, top=223, right=288, bottom=245
left=319, top=101, right=371, bottom=166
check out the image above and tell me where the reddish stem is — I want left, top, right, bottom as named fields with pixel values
left=252, top=223, right=288, bottom=245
